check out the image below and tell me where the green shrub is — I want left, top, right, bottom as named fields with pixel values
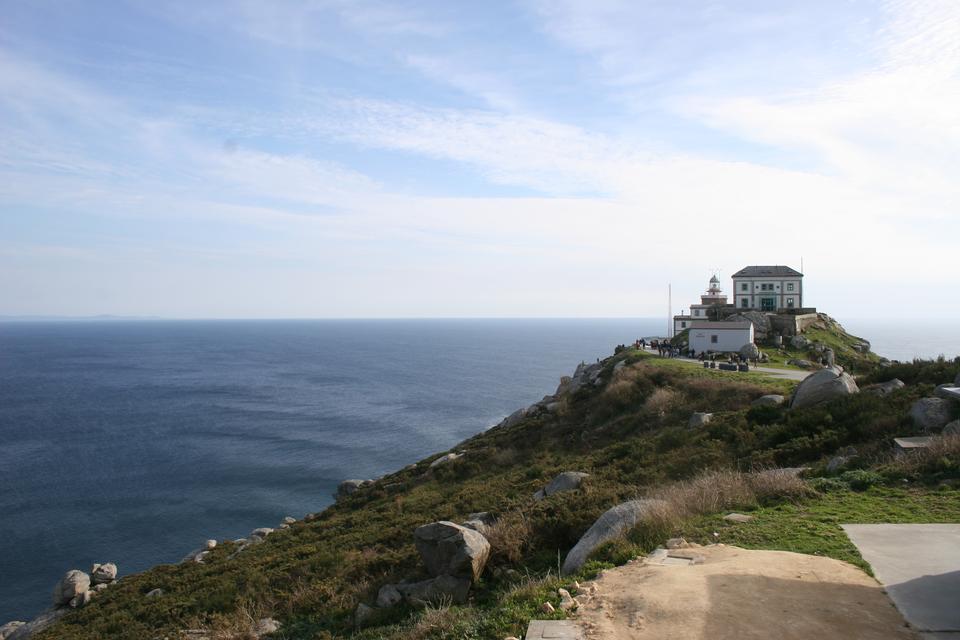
left=840, top=469, right=883, bottom=491
left=810, top=477, right=848, bottom=493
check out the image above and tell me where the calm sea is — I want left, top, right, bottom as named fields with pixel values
left=0, top=318, right=661, bottom=621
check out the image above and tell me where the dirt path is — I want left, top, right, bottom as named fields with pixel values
left=575, top=545, right=918, bottom=640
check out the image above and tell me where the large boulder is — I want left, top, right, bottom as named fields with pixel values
left=414, top=521, right=490, bottom=581
left=561, top=499, right=666, bottom=575
left=787, top=359, right=815, bottom=369
left=397, top=575, right=472, bottom=606
left=0, top=622, right=25, bottom=640
left=789, top=335, right=810, bottom=350
left=752, top=395, right=785, bottom=407
left=91, top=563, right=117, bottom=585
left=909, top=398, right=954, bottom=432
left=864, top=379, right=905, bottom=396
left=739, top=343, right=760, bottom=360
left=790, top=366, right=859, bottom=409
left=943, top=420, right=960, bottom=436
left=533, top=472, right=590, bottom=501
left=52, top=570, right=90, bottom=607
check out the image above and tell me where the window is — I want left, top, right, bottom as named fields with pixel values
left=694, top=309, right=701, bottom=316
left=681, top=321, right=687, bottom=328
left=787, top=283, right=795, bottom=291
left=786, top=298, right=795, bottom=308
left=711, top=335, right=718, bottom=344
left=741, top=298, right=749, bottom=308
left=741, top=283, right=748, bottom=292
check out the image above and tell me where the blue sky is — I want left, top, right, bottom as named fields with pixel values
left=1, top=0, right=958, bottom=318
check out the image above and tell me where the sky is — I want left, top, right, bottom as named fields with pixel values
left=1, top=0, right=958, bottom=319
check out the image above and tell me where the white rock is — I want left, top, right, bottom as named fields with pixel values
left=0, top=622, right=25, bottom=640
left=414, top=521, right=490, bottom=581
left=282, top=516, right=296, bottom=525
left=562, top=499, right=667, bottom=575
left=90, top=562, right=117, bottom=585
left=688, top=412, right=713, bottom=428
left=910, top=398, right=954, bottom=432
left=376, top=584, right=403, bottom=608
left=146, top=588, right=163, bottom=598
left=534, top=471, right=590, bottom=500
left=254, top=618, right=281, bottom=636
left=429, top=452, right=463, bottom=468
left=205, top=539, right=217, bottom=550
left=790, top=366, right=859, bottom=409
left=52, top=570, right=90, bottom=606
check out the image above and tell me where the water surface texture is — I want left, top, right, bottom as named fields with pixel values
left=0, top=318, right=658, bottom=621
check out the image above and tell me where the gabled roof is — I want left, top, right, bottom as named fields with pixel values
left=732, top=265, right=803, bottom=278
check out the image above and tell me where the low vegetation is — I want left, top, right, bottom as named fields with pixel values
left=35, top=345, right=960, bottom=640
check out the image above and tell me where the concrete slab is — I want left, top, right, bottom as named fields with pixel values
left=843, top=524, right=960, bottom=633
left=525, top=619, right=584, bottom=639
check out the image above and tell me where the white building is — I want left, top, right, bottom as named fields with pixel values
left=673, top=274, right=728, bottom=334
left=731, top=266, right=803, bottom=312
left=689, top=320, right=754, bottom=354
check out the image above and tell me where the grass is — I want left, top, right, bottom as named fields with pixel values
left=674, top=485, right=960, bottom=573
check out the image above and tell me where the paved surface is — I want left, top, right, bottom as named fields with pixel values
left=843, top=524, right=960, bottom=637
left=526, top=619, right=584, bottom=639
left=639, top=347, right=812, bottom=382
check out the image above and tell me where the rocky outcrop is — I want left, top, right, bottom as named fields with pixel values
left=533, top=472, right=590, bottom=501
left=90, top=563, right=117, bottom=585
left=429, top=452, right=463, bottom=468
left=52, top=570, right=89, bottom=607
left=6, top=609, right=68, bottom=640
left=688, top=412, right=713, bottom=428
left=789, top=335, right=810, bottom=350
left=864, top=379, right=905, bottom=396
left=414, top=521, right=490, bottom=581
left=752, top=395, right=785, bottom=407
left=934, top=385, right=960, bottom=402
left=336, top=479, right=373, bottom=499
left=944, top=420, right=960, bottom=436
left=791, top=366, right=859, bottom=409
left=0, top=622, right=25, bottom=640
left=562, top=499, right=667, bottom=575
left=727, top=312, right=772, bottom=339
left=253, top=618, right=281, bottom=636
left=910, top=398, right=954, bottom=432
left=787, top=358, right=815, bottom=368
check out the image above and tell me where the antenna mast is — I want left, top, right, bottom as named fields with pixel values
left=668, top=283, right=672, bottom=339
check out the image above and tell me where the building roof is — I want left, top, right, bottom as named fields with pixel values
left=709, top=274, right=720, bottom=283
left=732, top=265, right=803, bottom=278
left=689, top=321, right=753, bottom=330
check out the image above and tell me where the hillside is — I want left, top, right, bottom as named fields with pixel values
left=14, top=329, right=960, bottom=640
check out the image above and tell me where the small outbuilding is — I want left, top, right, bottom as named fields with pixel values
left=689, top=320, right=754, bottom=355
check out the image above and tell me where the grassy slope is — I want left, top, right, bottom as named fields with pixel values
left=36, top=347, right=960, bottom=640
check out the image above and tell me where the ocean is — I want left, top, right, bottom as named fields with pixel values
left=1, top=317, right=957, bottom=622
left=0, top=318, right=661, bottom=621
